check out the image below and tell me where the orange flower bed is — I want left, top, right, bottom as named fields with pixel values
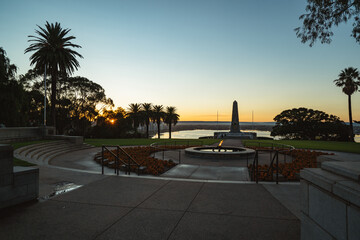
left=101, top=145, right=191, bottom=176
left=248, top=149, right=333, bottom=181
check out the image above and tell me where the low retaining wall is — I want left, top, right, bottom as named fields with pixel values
left=0, top=126, right=55, bottom=143
left=300, top=162, right=360, bottom=239
left=0, top=144, right=39, bottom=209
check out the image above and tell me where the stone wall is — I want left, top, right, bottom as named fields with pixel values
left=0, top=144, right=39, bottom=209
left=300, top=162, right=360, bottom=240
left=0, top=126, right=55, bottom=143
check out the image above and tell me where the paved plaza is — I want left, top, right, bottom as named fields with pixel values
left=0, top=139, right=303, bottom=239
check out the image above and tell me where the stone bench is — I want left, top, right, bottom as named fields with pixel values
left=0, top=144, right=39, bottom=209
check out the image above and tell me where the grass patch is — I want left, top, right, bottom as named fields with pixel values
left=13, top=157, right=36, bottom=167
left=85, top=138, right=220, bottom=147
left=243, top=139, right=360, bottom=154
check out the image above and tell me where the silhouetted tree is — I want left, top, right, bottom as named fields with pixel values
left=127, top=103, right=142, bottom=133
left=295, top=0, right=360, bottom=46
left=271, top=108, right=349, bottom=141
left=0, top=47, right=17, bottom=83
left=141, top=103, right=153, bottom=138
left=164, top=106, right=179, bottom=139
left=152, top=105, right=165, bottom=139
left=25, top=22, right=83, bottom=129
left=0, top=47, right=28, bottom=126
left=334, top=67, right=360, bottom=141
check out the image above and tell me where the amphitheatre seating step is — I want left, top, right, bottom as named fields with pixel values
left=20, top=141, right=67, bottom=157
left=17, top=140, right=64, bottom=154
left=43, top=144, right=95, bottom=163
left=25, top=141, right=70, bottom=158
left=31, top=142, right=76, bottom=159
left=15, top=140, right=95, bottom=166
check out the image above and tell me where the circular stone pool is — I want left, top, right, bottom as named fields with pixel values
left=185, top=146, right=255, bottom=160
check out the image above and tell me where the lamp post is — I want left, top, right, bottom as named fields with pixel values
left=43, top=64, right=47, bottom=126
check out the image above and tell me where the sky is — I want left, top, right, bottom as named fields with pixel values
left=1, top=0, right=360, bottom=122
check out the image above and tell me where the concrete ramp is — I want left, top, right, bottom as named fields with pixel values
left=161, top=164, right=250, bottom=181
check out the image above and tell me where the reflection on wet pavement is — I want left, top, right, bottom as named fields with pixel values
left=40, top=181, right=82, bottom=201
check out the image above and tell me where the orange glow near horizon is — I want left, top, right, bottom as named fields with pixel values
left=179, top=113, right=274, bottom=122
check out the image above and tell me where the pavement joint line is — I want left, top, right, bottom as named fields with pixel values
left=49, top=198, right=134, bottom=209
left=166, top=182, right=205, bottom=240
left=262, top=184, right=301, bottom=219
left=92, top=180, right=172, bottom=240
left=185, top=210, right=300, bottom=221
left=185, top=164, right=201, bottom=179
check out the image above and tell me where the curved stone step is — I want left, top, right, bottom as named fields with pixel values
left=23, top=141, right=67, bottom=157
left=15, top=141, right=95, bottom=166
left=17, top=140, right=64, bottom=154
left=39, top=144, right=94, bottom=163
left=31, top=142, right=74, bottom=159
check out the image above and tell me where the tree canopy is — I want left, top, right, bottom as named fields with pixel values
left=295, top=0, right=360, bottom=46
left=271, top=107, right=349, bottom=141
left=25, top=21, right=83, bottom=128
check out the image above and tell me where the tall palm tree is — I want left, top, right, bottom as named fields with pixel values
left=25, top=21, right=83, bottom=128
left=141, top=103, right=153, bottom=138
left=164, top=106, right=179, bottom=139
left=152, top=105, right=165, bottom=139
left=334, top=67, right=360, bottom=142
left=127, top=103, right=142, bottom=133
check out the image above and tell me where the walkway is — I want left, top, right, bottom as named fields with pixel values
left=0, top=176, right=300, bottom=240
left=3, top=139, right=303, bottom=239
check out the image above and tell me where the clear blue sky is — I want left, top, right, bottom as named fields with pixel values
left=1, top=0, right=359, bottom=121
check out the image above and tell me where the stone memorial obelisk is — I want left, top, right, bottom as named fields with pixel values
left=230, top=100, right=240, bottom=133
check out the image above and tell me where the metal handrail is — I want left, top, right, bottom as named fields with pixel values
left=248, top=142, right=295, bottom=184
left=101, top=145, right=142, bottom=176
left=150, top=140, right=204, bottom=164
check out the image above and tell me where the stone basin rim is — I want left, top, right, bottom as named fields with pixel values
left=184, top=146, right=256, bottom=159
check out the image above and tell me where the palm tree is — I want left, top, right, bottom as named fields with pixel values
left=127, top=103, right=142, bottom=133
left=334, top=67, right=360, bottom=142
left=164, top=106, right=179, bottom=139
left=25, top=21, right=83, bottom=128
left=141, top=103, right=153, bottom=138
left=152, top=105, right=165, bottom=139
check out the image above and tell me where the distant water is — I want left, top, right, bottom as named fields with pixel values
left=177, top=121, right=275, bottom=126
left=152, top=129, right=360, bottom=143
left=152, top=129, right=280, bottom=140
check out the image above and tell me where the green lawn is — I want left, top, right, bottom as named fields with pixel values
left=85, top=138, right=220, bottom=147
left=243, top=139, right=360, bottom=154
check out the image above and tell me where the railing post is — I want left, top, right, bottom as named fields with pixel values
left=101, top=146, right=104, bottom=175
left=276, top=151, right=279, bottom=184
left=116, top=147, right=119, bottom=176
left=256, top=152, right=259, bottom=184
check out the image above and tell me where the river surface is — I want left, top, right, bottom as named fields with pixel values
left=153, top=129, right=360, bottom=143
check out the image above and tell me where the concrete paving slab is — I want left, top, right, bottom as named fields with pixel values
left=169, top=212, right=300, bottom=240
left=139, top=181, right=203, bottom=211
left=189, top=183, right=297, bottom=219
left=97, top=208, right=183, bottom=240
left=0, top=200, right=131, bottom=240
left=161, top=164, right=250, bottom=181
left=190, top=165, right=250, bottom=181
left=263, top=183, right=301, bottom=219
left=55, top=176, right=168, bottom=207
left=37, top=165, right=107, bottom=198
left=161, top=164, right=199, bottom=178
